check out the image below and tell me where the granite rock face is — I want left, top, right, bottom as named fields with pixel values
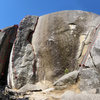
left=0, top=26, right=18, bottom=85
left=32, top=10, right=100, bottom=83
left=53, top=70, right=79, bottom=87
left=61, top=91, right=100, bottom=100
left=1, top=11, right=100, bottom=96
left=7, top=16, right=38, bottom=89
left=79, top=68, right=100, bottom=91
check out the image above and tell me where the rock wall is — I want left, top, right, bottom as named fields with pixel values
left=0, top=25, right=18, bottom=85
left=32, top=10, right=100, bottom=82
left=0, top=10, right=100, bottom=94
left=7, top=16, right=38, bottom=89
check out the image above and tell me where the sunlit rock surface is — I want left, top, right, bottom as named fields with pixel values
left=0, top=10, right=100, bottom=99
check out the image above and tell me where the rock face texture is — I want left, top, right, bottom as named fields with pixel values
left=32, top=10, right=100, bottom=83
left=61, top=91, right=100, bottom=100
left=0, top=26, right=18, bottom=85
left=1, top=10, right=100, bottom=99
left=8, top=16, right=38, bottom=89
left=79, top=68, right=100, bottom=91
left=32, top=11, right=84, bottom=81
left=53, top=70, right=79, bottom=87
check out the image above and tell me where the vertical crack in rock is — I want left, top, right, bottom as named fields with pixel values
left=0, top=25, right=18, bottom=86
left=8, top=16, right=39, bottom=89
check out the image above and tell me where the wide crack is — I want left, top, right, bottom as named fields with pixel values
left=26, top=17, right=39, bottom=81
left=27, top=30, right=37, bottom=79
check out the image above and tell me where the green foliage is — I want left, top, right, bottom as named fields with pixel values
left=64, top=68, right=69, bottom=74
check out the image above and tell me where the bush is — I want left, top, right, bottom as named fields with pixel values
left=64, top=68, right=69, bottom=74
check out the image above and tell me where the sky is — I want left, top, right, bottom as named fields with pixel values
left=0, top=0, right=100, bottom=29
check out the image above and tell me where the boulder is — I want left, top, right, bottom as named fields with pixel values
left=32, top=10, right=100, bottom=83
left=6, top=11, right=100, bottom=90
left=7, top=16, right=38, bottom=89
left=18, top=83, right=42, bottom=93
left=2, top=10, right=100, bottom=99
left=61, top=90, right=100, bottom=100
left=0, top=25, right=18, bottom=85
left=53, top=70, right=79, bottom=87
left=79, top=68, right=100, bottom=91
left=1, top=10, right=100, bottom=91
